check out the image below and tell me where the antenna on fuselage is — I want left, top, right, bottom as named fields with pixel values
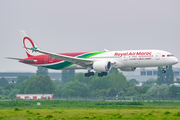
left=104, top=49, right=109, bottom=51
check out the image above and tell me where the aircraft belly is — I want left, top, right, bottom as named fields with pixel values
left=62, top=64, right=85, bottom=70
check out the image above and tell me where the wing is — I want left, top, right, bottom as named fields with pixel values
left=25, top=47, right=94, bottom=67
left=6, top=57, right=36, bottom=62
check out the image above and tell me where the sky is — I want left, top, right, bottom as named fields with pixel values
left=0, top=0, right=180, bottom=72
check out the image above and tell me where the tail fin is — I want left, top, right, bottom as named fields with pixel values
left=19, top=30, right=42, bottom=57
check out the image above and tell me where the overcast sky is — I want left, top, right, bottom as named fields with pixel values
left=0, top=0, right=180, bottom=72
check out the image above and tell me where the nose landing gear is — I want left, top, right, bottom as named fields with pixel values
left=162, top=69, right=166, bottom=73
left=162, top=66, right=168, bottom=73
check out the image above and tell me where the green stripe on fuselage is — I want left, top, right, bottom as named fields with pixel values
left=41, top=51, right=107, bottom=69
left=77, top=51, right=106, bottom=59
left=42, top=61, right=74, bottom=69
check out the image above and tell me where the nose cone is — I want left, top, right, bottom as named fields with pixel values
left=174, top=57, right=179, bottom=64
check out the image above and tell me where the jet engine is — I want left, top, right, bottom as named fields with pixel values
left=120, top=67, right=136, bottom=71
left=93, top=61, right=111, bottom=72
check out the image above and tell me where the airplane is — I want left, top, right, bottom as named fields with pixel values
left=7, top=30, right=178, bottom=77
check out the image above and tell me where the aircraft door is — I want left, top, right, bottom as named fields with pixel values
left=156, top=53, right=161, bottom=60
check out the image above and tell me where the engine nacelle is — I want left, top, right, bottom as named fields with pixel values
left=93, top=61, right=111, bottom=72
left=120, top=67, right=136, bottom=71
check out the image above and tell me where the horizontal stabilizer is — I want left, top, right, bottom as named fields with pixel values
left=6, top=57, right=36, bottom=62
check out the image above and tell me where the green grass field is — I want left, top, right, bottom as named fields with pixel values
left=0, top=108, right=180, bottom=119
left=1, top=100, right=180, bottom=119
left=1, top=99, right=180, bottom=109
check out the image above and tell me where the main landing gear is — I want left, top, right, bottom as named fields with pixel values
left=84, top=71, right=108, bottom=77
left=98, top=72, right=107, bottom=77
left=84, top=71, right=94, bottom=77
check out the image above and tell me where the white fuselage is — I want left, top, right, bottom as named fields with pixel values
left=64, top=50, right=178, bottom=70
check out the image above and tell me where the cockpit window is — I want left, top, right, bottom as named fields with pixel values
left=167, top=54, right=174, bottom=57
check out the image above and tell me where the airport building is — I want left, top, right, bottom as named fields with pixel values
left=16, top=94, right=53, bottom=99
left=122, top=67, right=180, bottom=82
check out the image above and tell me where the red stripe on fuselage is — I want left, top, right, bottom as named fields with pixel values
left=22, top=52, right=89, bottom=64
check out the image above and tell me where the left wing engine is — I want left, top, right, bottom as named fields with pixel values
left=93, top=61, right=111, bottom=72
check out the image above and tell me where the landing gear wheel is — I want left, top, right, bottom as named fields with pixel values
left=84, top=72, right=94, bottom=77
left=98, top=72, right=107, bottom=77
left=102, top=72, right=107, bottom=76
left=85, top=73, right=90, bottom=77
left=90, top=72, right=94, bottom=76
left=162, top=70, right=166, bottom=73
left=162, top=66, right=167, bottom=74
left=98, top=73, right=103, bottom=77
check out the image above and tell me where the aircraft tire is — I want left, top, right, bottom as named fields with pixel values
left=85, top=73, right=90, bottom=77
left=102, top=72, right=107, bottom=76
left=98, top=73, right=103, bottom=77
left=162, top=70, right=166, bottom=73
left=85, top=72, right=94, bottom=77
left=90, top=72, right=94, bottom=76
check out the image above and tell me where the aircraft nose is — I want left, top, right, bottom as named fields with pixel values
left=174, top=57, right=179, bottom=64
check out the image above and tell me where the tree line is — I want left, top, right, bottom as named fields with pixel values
left=0, top=66, right=179, bottom=99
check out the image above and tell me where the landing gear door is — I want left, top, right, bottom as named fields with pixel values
left=156, top=53, right=161, bottom=60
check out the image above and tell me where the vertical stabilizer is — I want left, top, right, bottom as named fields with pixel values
left=19, top=30, right=42, bottom=57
